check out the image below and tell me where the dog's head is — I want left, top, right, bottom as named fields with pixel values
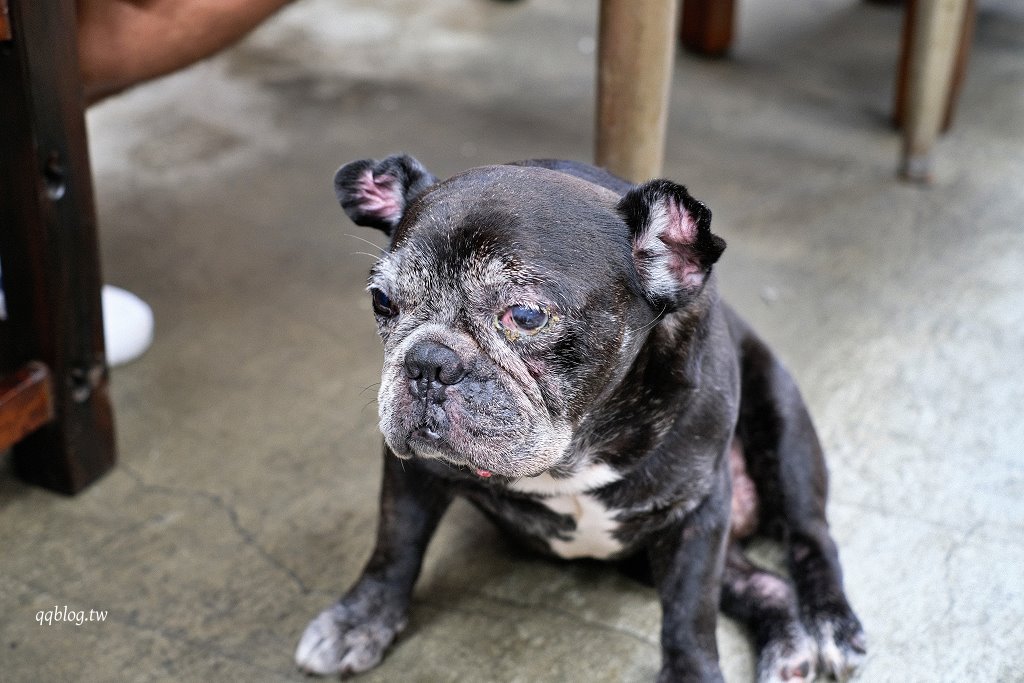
left=334, top=155, right=725, bottom=479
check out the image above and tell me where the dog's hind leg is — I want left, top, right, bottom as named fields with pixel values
left=765, top=397, right=866, bottom=681
left=721, top=540, right=816, bottom=683
left=731, top=326, right=867, bottom=681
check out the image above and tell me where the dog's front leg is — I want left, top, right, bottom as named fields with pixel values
left=296, top=449, right=453, bottom=677
left=648, top=465, right=731, bottom=683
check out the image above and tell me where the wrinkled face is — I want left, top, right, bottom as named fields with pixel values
left=336, top=158, right=724, bottom=479
left=367, top=170, right=645, bottom=479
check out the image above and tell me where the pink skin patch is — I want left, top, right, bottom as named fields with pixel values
left=475, top=469, right=492, bottom=478
left=357, top=170, right=402, bottom=221
left=729, top=437, right=760, bottom=539
left=748, top=571, right=792, bottom=604
left=660, top=200, right=705, bottom=288
left=498, top=309, right=518, bottom=332
left=522, top=357, right=548, bottom=382
left=665, top=198, right=698, bottom=242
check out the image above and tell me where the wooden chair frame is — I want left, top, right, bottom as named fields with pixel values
left=0, top=0, right=116, bottom=495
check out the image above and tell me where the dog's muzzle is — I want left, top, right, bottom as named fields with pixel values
left=403, top=340, right=466, bottom=443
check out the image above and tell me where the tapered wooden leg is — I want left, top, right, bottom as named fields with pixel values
left=0, top=0, right=116, bottom=493
left=893, top=0, right=976, bottom=133
left=596, top=0, right=681, bottom=183
left=899, top=0, right=971, bottom=182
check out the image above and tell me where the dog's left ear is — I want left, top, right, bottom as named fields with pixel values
left=618, top=179, right=726, bottom=307
left=333, top=154, right=438, bottom=236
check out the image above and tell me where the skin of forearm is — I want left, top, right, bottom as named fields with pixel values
left=78, top=0, right=295, bottom=103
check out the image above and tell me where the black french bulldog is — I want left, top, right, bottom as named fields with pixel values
left=295, top=155, right=866, bottom=682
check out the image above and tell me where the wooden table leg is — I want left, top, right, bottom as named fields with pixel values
left=899, top=0, right=971, bottom=182
left=0, top=0, right=117, bottom=494
left=596, top=0, right=681, bottom=183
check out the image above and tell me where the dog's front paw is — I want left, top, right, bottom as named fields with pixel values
left=295, top=600, right=407, bottom=677
left=806, top=611, right=866, bottom=682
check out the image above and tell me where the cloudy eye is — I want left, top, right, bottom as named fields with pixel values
left=500, top=305, right=549, bottom=334
left=370, top=288, right=399, bottom=318
left=511, top=306, right=547, bottom=330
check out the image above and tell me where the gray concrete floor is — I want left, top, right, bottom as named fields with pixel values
left=2, top=0, right=1023, bottom=680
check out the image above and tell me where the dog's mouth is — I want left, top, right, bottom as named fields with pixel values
left=410, top=425, right=443, bottom=442
left=403, top=426, right=450, bottom=458
left=406, top=425, right=468, bottom=462
left=402, top=426, right=499, bottom=480
left=381, top=378, right=572, bottom=480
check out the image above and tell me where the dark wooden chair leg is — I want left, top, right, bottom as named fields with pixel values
left=0, top=0, right=116, bottom=494
left=680, top=0, right=736, bottom=58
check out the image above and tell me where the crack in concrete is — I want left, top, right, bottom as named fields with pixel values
left=6, top=573, right=294, bottom=678
left=119, top=464, right=312, bottom=595
left=106, top=605, right=297, bottom=678
left=419, top=589, right=660, bottom=650
left=831, top=498, right=1024, bottom=547
left=941, top=521, right=984, bottom=620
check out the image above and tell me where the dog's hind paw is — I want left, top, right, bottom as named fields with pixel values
left=756, top=623, right=817, bottom=683
left=807, top=612, right=866, bottom=682
left=295, top=601, right=406, bottom=677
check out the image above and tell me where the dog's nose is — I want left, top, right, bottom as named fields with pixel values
left=404, top=341, right=466, bottom=395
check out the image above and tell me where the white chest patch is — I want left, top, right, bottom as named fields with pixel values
left=542, top=493, right=623, bottom=559
left=510, top=462, right=624, bottom=560
left=509, top=462, right=622, bottom=496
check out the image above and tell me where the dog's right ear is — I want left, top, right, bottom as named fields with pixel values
left=618, top=179, right=725, bottom=309
left=333, top=154, right=438, bottom=236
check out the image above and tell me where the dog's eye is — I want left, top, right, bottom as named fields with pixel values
left=499, top=305, right=549, bottom=334
left=370, top=288, right=399, bottom=318
left=511, top=306, right=547, bottom=330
